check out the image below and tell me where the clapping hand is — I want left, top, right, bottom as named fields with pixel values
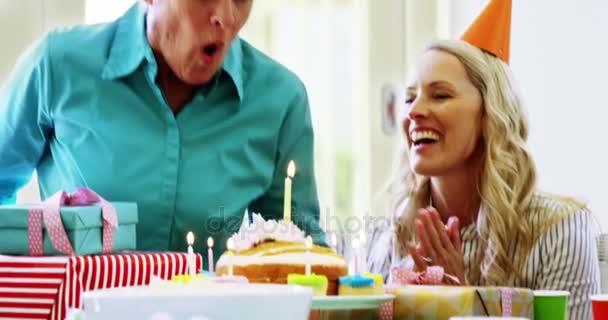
left=406, top=207, right=466, bottom=285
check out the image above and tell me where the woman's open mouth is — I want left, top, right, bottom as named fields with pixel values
left=411, top=130, right=440, bottom=147
left=200, top=42, right=225, bottom=64
left=410, top=130, right=441, bottom=153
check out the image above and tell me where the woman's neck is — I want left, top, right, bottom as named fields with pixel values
left=429, top=159, right=482, bottom=227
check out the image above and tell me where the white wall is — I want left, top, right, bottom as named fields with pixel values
left=450, top=0, right=608, bottom=229
left=0, top=0, right=84, bottom=84
left=0, top=0, right=84, bottom=203
left=1, top=1, right=42, bottom=84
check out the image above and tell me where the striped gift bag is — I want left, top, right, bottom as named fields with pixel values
left=0, top=256, right=69, bottom=320
left=0, top=253, right=201, bottom=320
left=54, top=253, right=202, bottom=320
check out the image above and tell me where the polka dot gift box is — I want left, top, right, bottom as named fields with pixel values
left=0, top=188, right=138, bottom=256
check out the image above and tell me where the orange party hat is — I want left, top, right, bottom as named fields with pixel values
left=461, top=0, right=512, bottom=64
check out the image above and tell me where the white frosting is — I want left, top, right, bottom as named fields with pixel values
left=229, top=213, right=306, bottom=251
left=216, top=252, right=346, bottom=267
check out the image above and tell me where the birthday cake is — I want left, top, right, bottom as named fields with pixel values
left=215, top=214, right=348, bottom=295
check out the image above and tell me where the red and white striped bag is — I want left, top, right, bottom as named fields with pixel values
left=0, top=252, right=202, bottom=320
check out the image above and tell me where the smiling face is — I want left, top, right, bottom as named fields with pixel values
left=145, top=0, right=253, bottom=85
left=401, top=49, right=484, bottom=176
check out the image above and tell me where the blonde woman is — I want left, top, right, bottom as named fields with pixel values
left=367, top=38, right=600, bottom=319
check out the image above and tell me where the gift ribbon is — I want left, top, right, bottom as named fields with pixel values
left=500, top=287, right=513, bottom=317
left=27, top=188, right=118, bottom=256
left=380, top=266, right=452, bottom=320
left=379, top=285, right=398, bottom=320
left=390, top=265, right=459, bottom=285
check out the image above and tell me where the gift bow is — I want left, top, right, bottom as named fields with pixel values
left=27, top=188, right=118, bottom=256
left=379, top=266, right=446, bottom=320
left=390, top=265, right=459, bottom=285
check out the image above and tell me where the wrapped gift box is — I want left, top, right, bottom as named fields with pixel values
left=393, top=285, right=534, bottom=320
left=0, top=252, right=202, bottom=320
left=0, top=202, right=137, bottom=256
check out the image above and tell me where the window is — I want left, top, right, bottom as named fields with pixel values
left=240, top=1, right=362, bottom=228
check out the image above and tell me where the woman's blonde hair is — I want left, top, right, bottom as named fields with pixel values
left=393, top=39, right=544, bottom=285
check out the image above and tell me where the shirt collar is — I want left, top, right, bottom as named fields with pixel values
left=102, top=3, right=244, bottom=102
left=221, top=38, right=245, bottom=101
left=102, top=3, right=150, bottom=80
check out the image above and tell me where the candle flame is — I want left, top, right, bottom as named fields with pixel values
left=287, top=161, right=296, bottom=178
left=352, top=237, right=360, bottom=250
left=186, top=232, right=194, bottom=245
left=207, top=237, right=214, bottom=247
left=227, top=238, right=234, bottom=251
left=305, top=236, right=313, bottom=250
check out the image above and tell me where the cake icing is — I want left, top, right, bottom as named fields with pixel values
left=217, top=250, right=346, bottom=267
left=229, top=213, right=307, bottom=252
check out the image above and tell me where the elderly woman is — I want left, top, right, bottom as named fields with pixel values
left=368, top=1, right=600, bottom=319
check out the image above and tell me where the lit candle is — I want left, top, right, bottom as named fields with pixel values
left=226, top=238, right=235, bottom=276
left=283, top=161, right=296, bottom=223
left=352, top=237, right=360, bottom=275
left=186, top=232, right=196, bottom=276
left=207, top=237, right=214, bottom=273
left=305, top=236, right=313, bottom=276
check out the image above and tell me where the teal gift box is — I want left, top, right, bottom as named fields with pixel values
left=0, top=202, right=138, bottom=256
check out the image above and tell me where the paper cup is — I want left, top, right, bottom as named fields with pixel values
left=591, top=294, right=608, bottom=319
left=534, top=290, right=569, bottom=320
